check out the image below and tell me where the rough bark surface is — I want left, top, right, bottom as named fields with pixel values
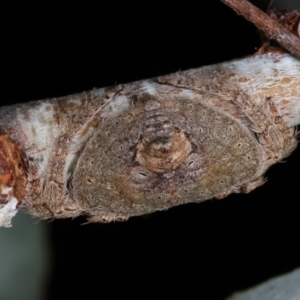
left=0, top=53, right=298, bottom=226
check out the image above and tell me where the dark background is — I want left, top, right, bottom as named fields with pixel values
left=1, top=1, right=300, bottom=299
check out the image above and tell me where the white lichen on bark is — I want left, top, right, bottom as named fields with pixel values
left=0, top=53, right=299, bottom=227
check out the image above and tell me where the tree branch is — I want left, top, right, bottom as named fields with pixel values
left=0, top=2, right=299, bottom=227
left=221, top=0, right=300, bottom=57
left=0, top=52, right=299, bottom=227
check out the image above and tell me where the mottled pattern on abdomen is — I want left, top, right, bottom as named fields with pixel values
left=72, top=95, right=261, bottom=221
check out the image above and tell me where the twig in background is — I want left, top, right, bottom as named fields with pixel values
left=221, top=0, right=300, bottom=57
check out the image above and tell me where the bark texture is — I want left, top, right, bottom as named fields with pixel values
left=0, top=53, right=299, bottom=226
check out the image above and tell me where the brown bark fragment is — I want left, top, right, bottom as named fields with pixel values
left=0, top=136, right=27, bottom=203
